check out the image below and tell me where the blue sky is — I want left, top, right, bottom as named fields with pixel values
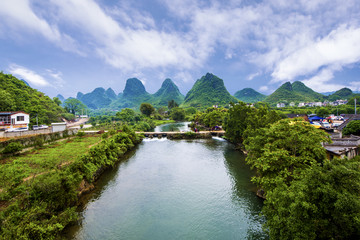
left=1, top=0, right=360, bottom=98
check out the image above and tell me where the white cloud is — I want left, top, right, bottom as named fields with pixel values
left=301, top=67, right=346, bottom=92
left=247, top=72, right=260, bottom=81
left=0, top=0, right=79, bottom=53
left=349, top=81, right=360, bottom=91
left=9, top=64, right=49, bottom=87
left=259, top=85, right=269, bottom=92
left=271, top=25, right=360, bottom=82
left=46, top=69, right=65, bottom=88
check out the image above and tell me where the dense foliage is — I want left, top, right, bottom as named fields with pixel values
left=193, top=107, right=227, bottom=129
left=223, top=102, right=282, bottom=145
left=63, top=98, right=87, bottom=115
left=182, top=73, right=238, bottom=109
left=234, top=88, right=266, bottom=103
left=264, top=157, right=360, bottom=240
left=0, top=72, right=67, bottom=125
left=244, top=118, right=331, bottom=192
left=343, top=120, right=360, bottom=136
left=140, top=103, right=155, bottom=117
left=0, top=128, right=142, bottom=239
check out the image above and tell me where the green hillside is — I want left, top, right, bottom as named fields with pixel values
left=152, top=78, right=184, bottom=106
left=110, top=78, right=153, bottom=109
left=182, top=73, right=238, bottom=109
left=0, top=72, right=66, bottom=124
left=77, top=87, right=113, bottom=109
left=327, top=87, right=353, bottom=101
left=291, top=81, right=324, bottom=100
left=264, top=81, right=324, bottom=105
left=234, top=88, right=266, bottom=103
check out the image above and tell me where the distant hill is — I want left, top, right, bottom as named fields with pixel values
left=110, top=78, right=153, bottom=109
left=234, top=88, right=266, bottom=103
left=0, top=72, right=65, bottom=124
left=77, top=87, right=113, bottom=109
left=327, top=87, right=353, bottom=101
left=56, top=94, right=65, bottom=102
left=105, top=88, right=117, bottom=99
left=182, top=73, right=238, bottom=108
left=264, top=81, right=324, bottom=105
left=152, top=78, right=184, bottom=106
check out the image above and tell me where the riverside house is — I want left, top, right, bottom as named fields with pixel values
left=0, top=111, right=30, bottom=131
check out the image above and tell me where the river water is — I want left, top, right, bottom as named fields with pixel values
left=66, top=123, right=267, bottom=240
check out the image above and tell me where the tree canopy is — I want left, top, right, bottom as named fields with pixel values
left=343, top=120, right=360, bottom=136
left=244, top=118, right=331, bottom=192
left=263, top=157, right=360, bottom=240
left=139, top=103, right=155, bottom=117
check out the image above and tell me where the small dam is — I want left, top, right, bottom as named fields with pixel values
left=137, top=131, right=225, bottom=139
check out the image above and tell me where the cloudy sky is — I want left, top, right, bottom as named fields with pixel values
left=1, top=0, right=360, bottom=98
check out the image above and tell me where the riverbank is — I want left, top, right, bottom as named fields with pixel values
left=0, top=126, right=143, bottom=239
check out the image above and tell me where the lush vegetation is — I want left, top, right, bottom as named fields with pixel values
left=223, top=102, right=282, bottom=145
left=343, top=120, right=360, bottom=136
left=181, top=73, right=238, bottom=109
left=223, top=104, right=360, bottom=239
left=0, top=127, right=142, bottom=239
left=263, top=156, right=360, bottom=239
left=234, top=88, right=266, bottom=103
left=0, top=72, right=69, bottom=125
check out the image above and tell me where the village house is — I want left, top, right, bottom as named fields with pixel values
left=276, top=103, right=285, bottom=108
left=0, top=111, right=30, bottom=131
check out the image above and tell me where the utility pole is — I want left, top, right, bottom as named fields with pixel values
left=36, top=114, right=38, bottom=126
left=355, top=98, right=357, bottom=115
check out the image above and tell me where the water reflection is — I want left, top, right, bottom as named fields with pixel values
left=65, top=138, right=267, bottom=239
left=223, top=145, right=267, bottom=239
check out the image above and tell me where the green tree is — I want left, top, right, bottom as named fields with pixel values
left=263, top=157, right=360, bottom=240
left=245, top=118, right=331, bottom=192
left=203, top=109, right=225, bottom=128
left=223, top=102, right=254, bottom=143
left=116, top=108, right=136, bottom=123
left=315, top=107, right=330, bottom=118
left=63, top=98, right=86, bottom=115
left=168, top=99, right=179, bottom=109
left=140, top=103, right=155, bottom=117
left=53, top=97, right=62, bottom=106
left=342, top=120, right=360, bottom=136
left=0, top=89, right=16, bottom=111
left=170, top=107, right=185, bottom=121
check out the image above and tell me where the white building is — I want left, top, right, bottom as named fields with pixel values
left=298, top=102, right=306, bottom=107
left=0, top=111, right=30, bottom=130
left=51, top=122, right=67, bottom=132
left=277, top=103, right=285, bottom=108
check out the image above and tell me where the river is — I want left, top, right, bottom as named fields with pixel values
left=65, top=123, right=267, bottom=239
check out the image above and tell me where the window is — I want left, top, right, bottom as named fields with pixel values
left=17, top=116, right=25, bottom=121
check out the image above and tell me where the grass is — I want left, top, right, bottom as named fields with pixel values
left=0, top=135, right=101, bottom=199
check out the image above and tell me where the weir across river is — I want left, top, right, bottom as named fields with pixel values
left=137, top=131, right=225, bottom=139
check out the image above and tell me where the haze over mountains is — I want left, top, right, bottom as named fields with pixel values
left=56, top=73, right=358, bottom=110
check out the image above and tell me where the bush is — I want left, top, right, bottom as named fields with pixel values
left=343, top=120, right=360, bottom=136
left=2, top=142, right=23, bottom=154
left=76, top=131, right=86, bottom=137
left=34, top=136, right=44, bottom=148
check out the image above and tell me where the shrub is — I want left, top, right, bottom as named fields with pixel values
left=2, top=142, right=23, bottom=154
left=76, top=131, right=86, bottom=137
